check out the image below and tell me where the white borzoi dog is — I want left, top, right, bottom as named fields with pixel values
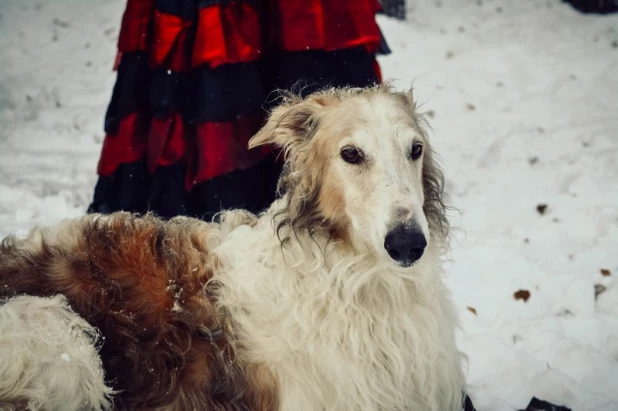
left=0, top=85, right=466, bottom=411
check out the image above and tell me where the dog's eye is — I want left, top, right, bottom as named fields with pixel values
left=340, top=147, right=363, bottom=164
left=410, top=143, right=423, bottom=160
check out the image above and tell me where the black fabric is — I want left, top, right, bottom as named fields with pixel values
left=189, top=62, right=268, bottom=124
left=189, top=156, right=280, bottom=220
left=520, top=397, right=571, bottom=411
left=88, top=160, right=152, bottom=215
left=104, top=53, right=150, bottom=135
left=329, top=48, right=382, bottom=88
left=264, top=47, right=379, bottom=104
left=198, top=0, right=248, bottom=8
left=563, top=0, right=618, bottom=13
left=147, top=163, right=190, bottom=220
left=463, top=393, right=476, bottom=411
left=461, top=394, right=571, bottom=411
left=379, top=0, right=406, bottom=20
left=155, top=0, right=198, bottom=20
left=149, top=68, right=189, bottom=119
left=377, top=26, right=393, bottom=55
left=89, top=157, right=280, bottom=220
left=107, top=59, right=269, bottom=127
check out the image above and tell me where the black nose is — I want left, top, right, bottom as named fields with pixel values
left=384, top=226, right=427, bottom=266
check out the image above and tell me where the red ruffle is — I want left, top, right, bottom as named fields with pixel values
left=150, top=11, right=193, bottom=72
left=117, top=1, right=263, bottom=71
left=117, top=0, right=381, bottom=71
left=186, top=114, right=268, bottom=189
left=271, top=0, right=382, bottom=53
left=147, top=113, right=188, bottom=173
left=192, top=2, right=262, bottom=69
left=117, top=0, right=154, bottom=54
left=97, top=113, right=147, bottom=177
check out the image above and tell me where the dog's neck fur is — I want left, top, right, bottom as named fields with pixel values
left=212, top=200, right=466, bottom=411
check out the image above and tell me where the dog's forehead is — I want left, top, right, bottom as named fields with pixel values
left=335, top=93, right=420, bottom=146
left=341, top=92, right=410, bottom=121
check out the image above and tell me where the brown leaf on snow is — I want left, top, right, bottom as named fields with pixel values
left=513, top=289, right=531, bottom=302
left=466, top=306, right=477, bottom=316
left=595, top=284, right=606, bottom=299
left=600, top=268, right=611, bottom=277
left=536, top=204, right=548, bottom=215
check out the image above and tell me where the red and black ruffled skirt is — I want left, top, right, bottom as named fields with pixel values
left=88, top=0, right=390, bottom=220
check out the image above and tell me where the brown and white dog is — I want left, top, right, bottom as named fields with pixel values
left=0, top=85, right=466, bottom=411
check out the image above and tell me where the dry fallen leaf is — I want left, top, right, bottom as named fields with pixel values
left=536, top=204, right=548, bottom=215
left=600, top=268, right=611, bottom=277
left=514, top=289, right=531, bottom=302
left=466, top=306, right=477, bottom=316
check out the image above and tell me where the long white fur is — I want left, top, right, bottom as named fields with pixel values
left=214, top=203, right=465, bottom=411
left=0, top=295, right=113, bottom=411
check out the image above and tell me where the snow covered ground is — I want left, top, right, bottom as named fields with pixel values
left=0, top=0, right=617, bottom=410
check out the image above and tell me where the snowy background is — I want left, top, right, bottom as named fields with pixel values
left=0, top=0, right=617, bottom=410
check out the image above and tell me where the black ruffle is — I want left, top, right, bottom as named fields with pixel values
left=155, top=0, right=198, bottom=20
left=147, top=163, right=191, bottom=219
left=149, top=68, right=189, bottom=119
left=198, top=0, right=249, bottom=8
left=105, top=56, right=268, bottom=132
left=189, top=62, right=267, bottom=124
left=89, top=160, right=152, bottom=215
left=189, top=157, right=281, bottom=220
left=264, top=47, right=380, bottom=101
left=563, top=0, right=618, bottom=13
left=89, top=157, right=282, bottom=220
left=104, top=53, right=150, bottom=136
left=154, top=0, right=254, bottom=20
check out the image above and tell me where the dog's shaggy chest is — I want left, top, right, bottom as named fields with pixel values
left=212, top=211, right=465, bottom=411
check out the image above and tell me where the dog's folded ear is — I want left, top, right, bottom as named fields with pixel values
left=248, top=94, right=331, bottom=154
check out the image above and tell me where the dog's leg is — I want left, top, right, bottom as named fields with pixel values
left=0, top=294, right=113, bottom=411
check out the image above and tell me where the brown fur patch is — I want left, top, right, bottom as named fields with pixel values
left=0, top=213, right=278, bottom=410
